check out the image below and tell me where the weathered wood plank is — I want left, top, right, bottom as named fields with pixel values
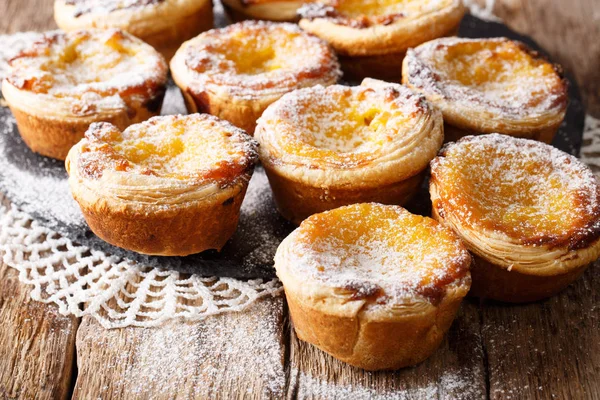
left=0, top=0, right=57, bottom=34
left=0, top=260, right=78, bottom=400
left=482, top=262, right=600, bottom=400
left=287, top=302, right=487, bottom=400
left=73, top=297, right=286, bottom=399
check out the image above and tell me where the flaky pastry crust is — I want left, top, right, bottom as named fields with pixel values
left=276, top=203, right=471, bottom=370
left=2, top=29, right=168, bottom=160
left=299, top=0, right=465, bottom=80
left=65, top=114, right=258, bottom=256
left=430, top=134, right=600, bottom=302
left=170, top=21, right=340, bottom=135
left=54, top=0, right=214, bottom=60
left=403, top=37, right=568, bottom=143
left=255, top=79, right=444, bottom=224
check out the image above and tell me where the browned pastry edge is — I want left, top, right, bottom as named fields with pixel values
left=264, top=166, right=425, bottom=225
left=468, top=255, right=589, bottom=303
left=72, top=178, right=250, bottom=256
left=7, top=100, right=163, bottom=160
left=285, top=284, right=467, bottom=370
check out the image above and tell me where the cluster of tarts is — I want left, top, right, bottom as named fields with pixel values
left=1, top=0, right=596, bottom=372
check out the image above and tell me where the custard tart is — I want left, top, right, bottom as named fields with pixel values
left=222, top=0, right=315, bottom=22
left=403, top=37, right=568, bottom=143
left=170, top=21, right=340, bottom=135
left=276, top=203, right=471, bottom=370
left=255, top=79, right=444, bottom=224
left=430, top=134, right=600, bottom=303
left=65, top=114, right=258, bottom=256
left=2, top=29, right=168, bottom=160
left=299, top=0, right=465, bottom=81
left=54, top=0, right=213, bottom=60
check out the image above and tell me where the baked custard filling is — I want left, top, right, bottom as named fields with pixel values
left=432, top=134, right=600, bottom=248
left=7, top=30, right=165, bottom=100
left=282, top=203, right=470, bottom=303
left=77, top=115, right=258, bottom=183
left=260, top=84, right=431, bottom=168
left=183, top=22, right=338, bottom=89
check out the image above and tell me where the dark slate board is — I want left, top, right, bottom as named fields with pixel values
left=0, top=14, right=586, bottom=279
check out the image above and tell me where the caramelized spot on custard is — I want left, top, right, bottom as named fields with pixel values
left=432, top=134, right=600, bottom=248
left=291, top=203, right=470, bottom=303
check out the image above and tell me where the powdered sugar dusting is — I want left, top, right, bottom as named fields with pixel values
left=78, top=298, right=285, bottom=396
left=180, top=21, right=341, bottom=100
left=256, top=82, right=432, bottom=170
left=404, top=37, right=567, bottom=119
left=280, top=203, right=470, bottom=303
left=77, top=114, right=258, bottom=181
left=6, top=29, right=167, bottom=112
left=0, top=31, right=49, bottom=87
left=432, top=133, right=600, bottom=244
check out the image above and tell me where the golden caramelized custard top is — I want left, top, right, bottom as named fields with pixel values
left=6, top=29, right=167, bottom=113
left=277, top=203, right=471, bottom=304
left=431, top=134, right=600, bottom=250
left=255, top=80, right=443, bottom=187
left=300, top=0, right=457, bottom=28
left=178, top=21, right=340, bottom=98
left=403, top=38, right=567, bottom=120
left=74, top=114, right=258, bottom=184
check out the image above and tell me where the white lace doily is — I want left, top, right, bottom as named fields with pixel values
left=0, top=204, right=282, bottom=329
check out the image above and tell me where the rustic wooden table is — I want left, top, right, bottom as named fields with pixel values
left=1, top=1, right=599, bottom=399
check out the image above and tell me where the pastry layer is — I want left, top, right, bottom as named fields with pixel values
left=67, top=114, right=258, bottom=207
left=276, top=203, right=471, bottom=370
left=65, top=114, right=258, bottom=255
left=277, top=203, right=471, bottom=306
left=299, top=0, right=465, bottom=56
left=402, top=37, right=568, bottom=137
left=54, top=0, right=212, bottom=40
left=430, top=134, right=600, bottom=275
left=256, top=79, right=443, bottom=189
left=3, top=29, right=167, bottom=120
left=170, top=21, right=340, bottom=133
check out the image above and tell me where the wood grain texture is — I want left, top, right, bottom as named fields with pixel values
left=482, top=262, right=600, bottom=400
left=0, top=260, right=78, bottom=400
left=0, top=0, right=57, bottom=34
left=287, top=303, right=487, bottom=400
left=73, top=297, right=287, bottom=399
